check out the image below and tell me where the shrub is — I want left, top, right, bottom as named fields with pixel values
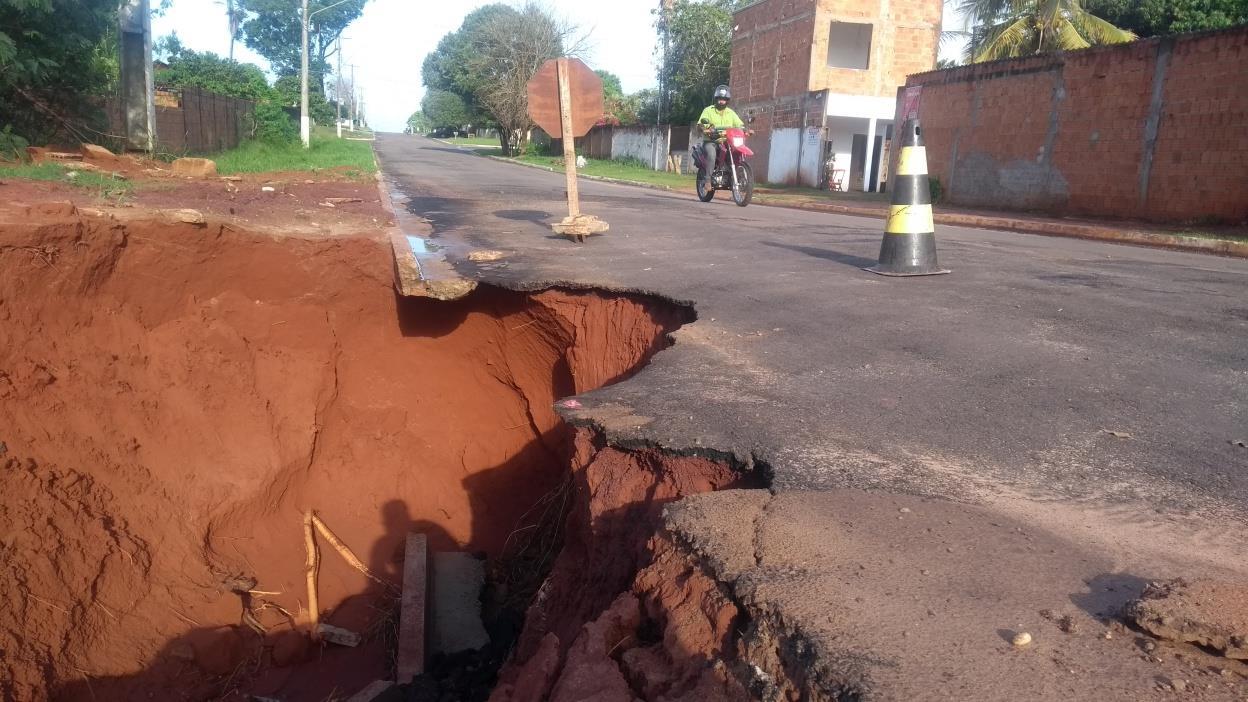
left=0, top=124, right=29, bottom=162
left=250, top=101, right=297, bottom=144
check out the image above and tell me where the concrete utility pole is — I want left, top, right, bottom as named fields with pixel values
left=336, top=39, right=343, bottom=138
left=119, top=0, right=155, bottom=152
left=302, top=0, right=356, bottom=148
left=351, top=63, right=357, bottom=130
left=300, top=0, right=311, bottom=148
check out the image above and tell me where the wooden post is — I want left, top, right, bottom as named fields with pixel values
left=396, top=532, right=428, bottom=682
left=557, top=58, right=581, bottom=219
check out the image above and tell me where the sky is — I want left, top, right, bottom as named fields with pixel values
left=155, top=0, right=968, bottom=134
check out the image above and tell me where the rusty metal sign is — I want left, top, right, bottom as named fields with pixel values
left=527, top=58, right=603, bottom=139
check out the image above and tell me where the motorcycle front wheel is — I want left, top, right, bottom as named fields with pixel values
left=732, top=162, right=754, bottom=207
left=696, top=170, right=716, bottom=202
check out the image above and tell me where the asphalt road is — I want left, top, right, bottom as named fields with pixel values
left=376, top=134, right=1248, bottom=573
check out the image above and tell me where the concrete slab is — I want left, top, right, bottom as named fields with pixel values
left=430, top=552, right=490, bottom=655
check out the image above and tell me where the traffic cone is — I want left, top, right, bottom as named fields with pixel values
left=865, top=120, right=950, bottom=276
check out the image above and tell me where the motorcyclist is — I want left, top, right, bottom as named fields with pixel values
left=698, top=85, right=747, bottom=180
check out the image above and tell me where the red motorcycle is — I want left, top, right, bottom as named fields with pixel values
left=691, top=126, right=755, bottom=207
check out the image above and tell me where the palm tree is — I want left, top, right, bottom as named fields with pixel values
left=958, top=0, right=1137, bottom=62
left=216, top=0, right=244, bottom=61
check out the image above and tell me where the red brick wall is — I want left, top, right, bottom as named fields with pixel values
left=809, top=0, right=942, bottom=96
left=899, top=27, right=1248, bottom=224
left=731, top=0, right=819, bottom=104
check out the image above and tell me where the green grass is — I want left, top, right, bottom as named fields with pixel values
left=446, top=136, right=501, bottom=147
left=212, top=128, right=377, bottom=176
left=0, top=161, right=134, bottom=199
left=1174, top=229, right=1248, bottom=243
left=514, top=154, right=695, bottom=190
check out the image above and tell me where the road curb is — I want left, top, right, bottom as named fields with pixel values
left=373, top=169, right=477, bottom=301
left=486, top=155, right=678, bottom=193
left=480, top=153, right=1247, bottom=259
left=780, top=200, right=1248, bottom=259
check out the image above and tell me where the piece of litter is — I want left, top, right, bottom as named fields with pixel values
left=317, top=623, right=361, bottom=647
left=1012, top=632, right=1033, bottom=647
left=1102, top=430, right=1133, bottom=439
left=468, top=249, right=506, bottom=263
left=1231, top=439, right=1247, bottom=449
left=170, top=209, right=206, bottom=225
left=559, top=399, right=583, bottom=409
left=324, top=197, right=363, bottom=204
left=262, top=186, right=276, bottom=193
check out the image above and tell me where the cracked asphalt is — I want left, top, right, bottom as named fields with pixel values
left=376, top=133, right=1248, bottom=578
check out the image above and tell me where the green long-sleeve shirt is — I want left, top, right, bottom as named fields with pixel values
left=698, top=105, right=744, bottom=140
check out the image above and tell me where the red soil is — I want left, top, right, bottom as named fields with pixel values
left=0, top=205, right=688, bottom=701
left=490, top=432, right=755, bottom=702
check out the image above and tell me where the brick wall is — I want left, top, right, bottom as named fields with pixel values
left=898, top=26, right=1248, bottom=224
left=730, top=0, right=940, bottom=182
left=807, top=0, right=942, bottom=96
left=731, top=0, right=819, bottom=103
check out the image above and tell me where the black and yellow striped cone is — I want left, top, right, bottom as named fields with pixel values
left=865, top=120, right=950, bottom=277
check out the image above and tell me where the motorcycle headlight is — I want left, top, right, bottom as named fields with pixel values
left=732, top=137, right=744, bottom=148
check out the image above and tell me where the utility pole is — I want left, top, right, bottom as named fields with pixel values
left=302, top=0, right=356, bottom=148
left=336, top=40, right=343, bottom=138
left=659, top=0, right=674, bottom=126
left=300, top=0, right=311, bottom=147
left=351, top=63, right=357, bottom=130
left=119, top=0, right=155, bottom=152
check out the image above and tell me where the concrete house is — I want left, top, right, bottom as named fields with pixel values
left=730, top=0, right=942, bottom=190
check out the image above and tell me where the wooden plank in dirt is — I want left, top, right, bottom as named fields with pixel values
left=346, top=679, right=395, bottom=702
left=396, top=532, right=428, bottom=682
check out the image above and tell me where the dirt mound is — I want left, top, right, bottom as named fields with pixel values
left=0, top=208, right=690, bottom=701
left=1128, top=579, right=1248, bottom=659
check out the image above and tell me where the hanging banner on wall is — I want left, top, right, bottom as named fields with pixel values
left=901, top=86, right=923, bottom=121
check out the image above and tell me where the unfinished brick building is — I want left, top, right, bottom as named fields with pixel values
left=730, top=0, right=942, bottom=188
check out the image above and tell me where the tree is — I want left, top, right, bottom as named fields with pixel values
left=422, top=3, right=579, bottom=155
left=273, top=73, right=334, bottom=122
left=154, top=43, right=299, bottom=144
left=421, top=89, right=472, bottom=129
left=1082, top=0, right=1248, bottom=35
left=422, top=4, right=513, bottom=122
left=236, top=0, right=366, bottom=78
left=596, top=70, right=624, bottom=98
left=157, top=47, right=271, bottom=101
left=595, top=70, right=640, bottom=125
left=655, top=0, right=747, bottom=126
left=959, top=0, right=1137, bottom=62
left=217, top=0, right=244, bottom=61
left=632, top=88, right=660, bottom=124
left=0, top=0, right=117, bottom=145
left=406, top=111, right=431, bottom=133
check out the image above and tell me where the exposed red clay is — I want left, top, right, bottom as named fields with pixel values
left=0, top=207, right=692, bottom=701
left=490, top=431, right=754, bottom=702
